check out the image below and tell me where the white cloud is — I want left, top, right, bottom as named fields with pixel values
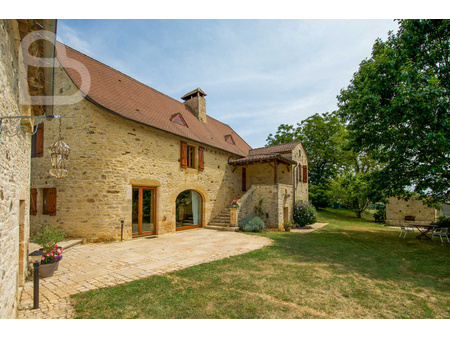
left=56, top=22, right=93, bottom=56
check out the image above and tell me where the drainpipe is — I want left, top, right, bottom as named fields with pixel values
left=293, top=164, right=297, bottom=204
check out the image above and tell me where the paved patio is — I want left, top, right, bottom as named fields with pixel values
left=18, top=229, right=272, bottom=319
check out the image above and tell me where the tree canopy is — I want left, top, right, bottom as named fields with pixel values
left=338, top=19, right=450, bottom=203
left=266, top=112, right=350, bottom=185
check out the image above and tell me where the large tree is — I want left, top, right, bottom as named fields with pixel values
left=266, top=112, right=350, bottom=185
left=338, top=19, right=450, bottom=203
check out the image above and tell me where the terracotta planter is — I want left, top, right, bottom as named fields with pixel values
left=285, top=228, right=291, bottom=232
left=39, top=262, right=59, bottom=278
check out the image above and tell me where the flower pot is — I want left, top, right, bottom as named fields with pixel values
left=39, top=262, right=58, bottom=278
left=285, top=228, right=291, bottom=232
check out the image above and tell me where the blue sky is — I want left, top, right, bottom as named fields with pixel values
left=57, top=19, right=398, bottom=148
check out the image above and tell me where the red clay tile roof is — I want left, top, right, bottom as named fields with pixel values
left=56, top=43, right=251, bottom=157
left=229, top=153, right=296, bottom=165
left=249, top=142, right=302, bottom=156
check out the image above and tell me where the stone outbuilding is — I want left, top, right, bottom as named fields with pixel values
left=30, top=43, right=309, bottom=241
left=385, top=196, right=438, bottom=226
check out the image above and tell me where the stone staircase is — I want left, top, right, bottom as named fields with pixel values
left=205, top=207, right=239, bottom=232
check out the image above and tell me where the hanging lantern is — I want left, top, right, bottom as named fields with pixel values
left=49, top=119, right=70, bottom=179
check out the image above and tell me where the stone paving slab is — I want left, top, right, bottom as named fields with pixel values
left=18, top=229, right=272, bottom=319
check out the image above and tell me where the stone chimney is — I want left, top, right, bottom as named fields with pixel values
left=181, top=88, right=207, bottom=123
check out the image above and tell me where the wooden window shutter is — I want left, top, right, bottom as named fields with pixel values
left=43, top=188, right=57, bottom=216
left=30, top=189, right=37, bottom=215
left=198, top=147, right=204, bottom=171
left=180, top=141, right=188, bottom=168
left=302, top=165, right=308, bottom=183
left=47, top=188, right=57, bottom=216
left=35, top=123, right=44, bottom=157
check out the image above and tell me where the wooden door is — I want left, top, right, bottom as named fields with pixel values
left=132, top=187, right=156, bottom=237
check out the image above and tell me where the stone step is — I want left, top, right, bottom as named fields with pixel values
left=205, top=225, right=239, bottom=232
left=209, top=219, right=231, bottom=225
left=213, top=216, right=230, bottom=221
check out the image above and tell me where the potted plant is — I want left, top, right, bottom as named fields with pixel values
left=231, top=199, right=240, bottom=208
left=31, top=224, right=66, bottom=278
left=284, top=221, right=293, bottom=232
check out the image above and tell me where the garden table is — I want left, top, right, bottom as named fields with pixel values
left=410, top=224, right=437, bottom=240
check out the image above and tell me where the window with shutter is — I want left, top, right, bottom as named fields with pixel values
left=297, top=166, right=301, bottom=183
left=180, top=141, right=188, bottom=168
left=198, top=147, right=204, bottom=171
left=31, top=123, right=44, bottom=158
left=30, top=189, right=37, bottom=215
left=187, top=146, right=195, bottom=168
left=302, top=165, right=308, bottom=183
left=43, top=188, right=57, bottom=216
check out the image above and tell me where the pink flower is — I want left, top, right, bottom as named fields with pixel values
left=55, top=244, right=58, bottom=248
left=41, top=257, right=45, bottom=261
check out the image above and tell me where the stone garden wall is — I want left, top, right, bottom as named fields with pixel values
left=385, top=196, right=437, bottom=226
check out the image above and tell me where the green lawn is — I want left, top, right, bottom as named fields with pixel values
left=71, top=209, right=450, bottom=318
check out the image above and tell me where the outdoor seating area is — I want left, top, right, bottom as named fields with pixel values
left=399, top=224, right=449, bottom=242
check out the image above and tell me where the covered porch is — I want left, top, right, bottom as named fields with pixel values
left=228, top=154, right=299, bottom=230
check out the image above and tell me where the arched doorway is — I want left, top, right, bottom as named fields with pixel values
left=176, top=190, right=203, bottom=231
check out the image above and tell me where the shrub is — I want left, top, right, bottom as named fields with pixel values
left=31, top=224, right=66, bottom=248
left=373, top=205, right=386, bottom=223
left=432, top=214, right=450, bottom=228
left=293, top=201, right=317, bottom=227
left=239, top=216, right=265, bottom=232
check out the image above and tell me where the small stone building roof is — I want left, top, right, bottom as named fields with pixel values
left=249, top=142, right=302, bottom=156
left=56, top=43, right=251, bottom=157
left=229, top=153, right=296, bottom=166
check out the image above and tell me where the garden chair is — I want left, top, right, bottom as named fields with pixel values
left=431, top=227, right=450, bottom=243
left=399, top=225, right=414, bottom=238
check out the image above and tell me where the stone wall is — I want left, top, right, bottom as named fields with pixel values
left=385, top=196, right=437, bottom=226
left=236, top=184, right=293, bottom=230
left=291, top=143, right=309, bottom=203
left=30, top=62, right=243, bottom=241
left=0, top=20, right=31, bottom=319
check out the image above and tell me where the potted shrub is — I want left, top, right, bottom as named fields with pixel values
left=31, top=224, right=66, bottom=278
left=284, top=221, right=293, bottom=232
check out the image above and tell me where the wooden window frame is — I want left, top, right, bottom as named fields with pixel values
left=42, top=188, right=57, bottom=216
left=30, top=189, right=37, bottom=215
left=187, top=145, right=195, bottom=168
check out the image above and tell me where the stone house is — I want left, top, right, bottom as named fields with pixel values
left=0, top=19, right=57, bottom=319
left=30, top=43, right=309, bottom=241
